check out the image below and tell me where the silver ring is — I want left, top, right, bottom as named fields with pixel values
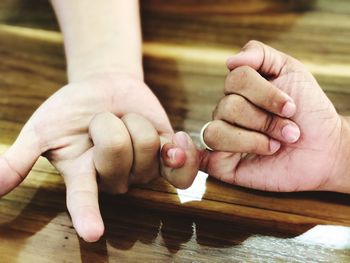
left=200, top=122, right=214, bottom=151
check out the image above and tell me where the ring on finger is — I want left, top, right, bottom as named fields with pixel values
left=199, top=121, right=214, bottom=151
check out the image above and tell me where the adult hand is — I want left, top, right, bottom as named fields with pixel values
left=199, top=40, right=350, bottom=193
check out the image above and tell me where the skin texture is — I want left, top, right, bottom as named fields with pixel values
left=51, top=0, right=144, bottom=81
left=2, top=0, right=350, bottom=242
left=10, top=0, right=198, bottom=242
left=208, top=66, right=301, bottom=155
left=199, top=40, right=350, bottom=193
left=1, top=37, right=350, bottom=243
left=0, top=73, right=195, bottom=242
left=26, top=0, right=196, bottom=242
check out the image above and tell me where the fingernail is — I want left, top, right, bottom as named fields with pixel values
left=174, top=132, right=189, bottom=150
left=167, top=148, right=178, bottom=161
left=281, top=101, right=296, bottom=118
left=269, top=139, right=281, bottom=153
left=282, top=124, right=300, bottom=143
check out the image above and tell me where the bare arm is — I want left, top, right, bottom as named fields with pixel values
left=50, top=0, right=143, bottom=82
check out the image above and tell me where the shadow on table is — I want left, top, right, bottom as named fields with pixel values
left=0, top=184, right=314, bottom=262
left=78, top=193, right=315, bottom=262
left=3, top=179, right=350, bottom=262
left=0, top=186, right=65, bottom=259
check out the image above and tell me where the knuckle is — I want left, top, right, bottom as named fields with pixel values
left=238, top=65, right=253, bottom=72
left=99, top=133, right=130, bottom=153
left=136, top=134, right=160, bottom=154
left=267, top=88, right=283, bottom=109
left=90, top=111, right=114, bottom=125
left=225, top=66, right=252, bottom=93
left=214, top=97, right=227, bottom=119
left=228, top=95, right=246, bottom=113
left=243, top=40, right=263, bottom=50
left=222, top=96, right=235, bottom=114
left=221, top=95, right=247, bottom=123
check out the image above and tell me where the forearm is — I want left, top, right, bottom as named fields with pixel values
left=51, top=0, right=143, bottom=82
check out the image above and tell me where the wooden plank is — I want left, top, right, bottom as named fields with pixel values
left=0, top=24, right=349, bottom=226
left=0, top=0, right=350, bottom=261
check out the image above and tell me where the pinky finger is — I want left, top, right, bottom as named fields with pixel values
left=160, top=132, right=200, bottom=190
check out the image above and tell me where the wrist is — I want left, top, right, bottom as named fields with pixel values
left=51, top=0, right=143, bottom=83
left=67, top=48, right=144, bottom=83
left=327, top=116, right=350, bottom=193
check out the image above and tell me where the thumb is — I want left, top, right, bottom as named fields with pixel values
left=0, top=123, right=42, bottom=196
left=226, top=40, right=294, bottom=77
left=160, top=132, right=201, bottom=190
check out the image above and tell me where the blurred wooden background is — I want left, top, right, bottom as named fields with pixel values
left=0, top=0, right=350, bottom=262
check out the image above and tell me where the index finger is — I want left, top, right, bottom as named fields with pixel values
left=0, top=123, right=42, bottom=196
left=225, top=66, right=296, bottom=118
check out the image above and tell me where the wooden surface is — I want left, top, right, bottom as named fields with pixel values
left=1, top=0, right=350, bottom=262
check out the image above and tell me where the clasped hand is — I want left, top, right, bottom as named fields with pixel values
left=1, top=41, right=349, bottom=242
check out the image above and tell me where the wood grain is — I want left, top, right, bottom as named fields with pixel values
left=0, top=0, right=350, bottom=262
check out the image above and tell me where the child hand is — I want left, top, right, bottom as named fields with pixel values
left=0, top=73, right=176, bottom=242
left=88, top=112, right=200, bottom=193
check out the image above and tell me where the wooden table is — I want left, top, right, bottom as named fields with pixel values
left=1, top=0, right=350, bottom=262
